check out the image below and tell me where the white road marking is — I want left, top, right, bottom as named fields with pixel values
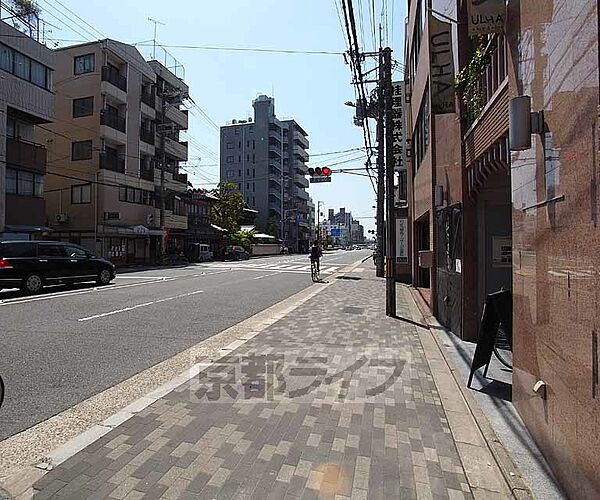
left=253, top=272, right=281, bottom=280
left=78, top=290, right=205, bottom=322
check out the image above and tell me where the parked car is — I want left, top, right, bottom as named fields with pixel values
left=224, top=245, right=250, bottom=260
left=187, top=243, right=213, bottom=263
left=0, top=240, right=116, bottom=294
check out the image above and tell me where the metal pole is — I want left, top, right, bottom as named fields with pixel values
left=375, top=48, right=385, bottom=277
left=159, top=89, right=166, bottom=256
left=384, top=47, right=396, bottom=317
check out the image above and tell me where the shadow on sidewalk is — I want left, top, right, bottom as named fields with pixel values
left=392, top=314, right=430, bottom=330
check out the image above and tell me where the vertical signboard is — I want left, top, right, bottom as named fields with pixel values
left=467, top=0, right=505, bottom=36
left=391, top=81, right=408, bottom=175
left=429, top=15, right=455, bottom=114
left=396, top=218, right=408, bottom=263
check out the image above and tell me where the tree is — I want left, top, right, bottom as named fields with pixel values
left=230, top=229, right=255, bottom=252
left=210, top=182, right=245, bottom=234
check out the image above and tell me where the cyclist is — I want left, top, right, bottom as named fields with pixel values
left=309, top=241, right=322, bottom=273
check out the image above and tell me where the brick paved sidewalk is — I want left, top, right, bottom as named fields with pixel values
left=31, top=263, right=510, bottom=499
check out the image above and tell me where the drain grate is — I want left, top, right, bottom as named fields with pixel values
left=343, top=306, right=365, bottom=315
left=337, top=276, right=362, bottom=281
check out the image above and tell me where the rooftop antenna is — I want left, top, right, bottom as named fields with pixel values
left=148, top=17, right=165, bottom=60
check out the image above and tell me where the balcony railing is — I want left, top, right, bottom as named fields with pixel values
left=173, top=172, right=188, bottom=185
left=141, top=89, right=155, bottom=108
left=140, top=128, right=155, bottom=145
left=6, top=137, right=47, bottom=172
left=140, top=166, right=154, bottom=181
left=100, top=111, right=126, bottom=133
left=102, top=65, right=127, bottom=92
left=100, top=152, right=125, bottom=173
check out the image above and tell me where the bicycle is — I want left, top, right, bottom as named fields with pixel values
left=310, top=260, right=320, bottom=282
left=493, top=321, right=513, bottom=369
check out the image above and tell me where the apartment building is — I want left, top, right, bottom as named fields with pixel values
left=39, top=39, right=189, bottom=265
left=220, top=95, right=311, bottom=252
left=0, top=19, right=54, bottom=241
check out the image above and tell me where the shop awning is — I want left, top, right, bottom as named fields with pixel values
left=253, top=233, right=277, bottom=239
left=211, top=224, right=228, bottom=233
left=97, top=224, right=164, bottom=236
left=5, top=225, right=52, bottom=233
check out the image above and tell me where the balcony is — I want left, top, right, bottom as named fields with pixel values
left=6, top=137, right=46, bottom=173
left=100, top=152, right=125, bottom=173
left=140, top=165, right=154, bottom=182
left=140, top=128, right=155, bottom=145
left=294, top=131, right=309, bottom=149
left=269, top=130, right=282, bottom=142
left=293, top=145, right=309, bottom=161
left=296, top=189, right=309, bottom=201
left=295, top=162, right=308, bottom=175
left=164, top=137, right=188, bottom=161
left=268, top=173, right=282, bottom=184
left=102, top=65, right=127, bottom=92
left=269, top=187, right=282, bottom=199
left=141, top=89, right=155, bottom=108
left=173, top=172, right=188, bottom=185
left=165, top=106, right=189, bottom=130
left=100, top=110, right=126, bottom=133
left=294, top=174, right=309, bottom=188
left=269, top=143, right=282, bottom=157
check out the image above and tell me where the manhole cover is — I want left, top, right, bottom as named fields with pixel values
left=337, top=276, right=362, bottom=281
left=343, top=306, right=365, bottom=315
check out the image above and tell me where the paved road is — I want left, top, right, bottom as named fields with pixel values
left=0, top=250, right=371, bottom=440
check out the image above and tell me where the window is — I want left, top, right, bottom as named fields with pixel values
left=226, top=142, right=234, bottom=149
left=65, top=246, right=88, bottom=258
left=238, top=141, right=242, bottom=148
left=74, top=53, right=94, bottom=75
left=31, top=60, right=46, bottom=87
left=249, top=126, right=254, bottom=133
left=247, top=168, right=250, bottom=175
left=253, top=140, right=255, bottom=150
left=72, top=184, right=92, bottom=204
left=5, top=169, right=42, bottom=197
left=252, top=155, right=255, bottom=163
left=0, top=242, right=36, bottom=258
left=6, top=117, right=15, bottom=138
left=234, top=127, right=240, bottom=135
left=412, top=90, right=430, bottom=171
left=226, top=156, right=234, bottom=164
left=252, top=168, right=255, bottom=177
left=246, top=140, right=250, bottom=147
left=0, top=43, right=13, bottom=72
left=246, top=154, right=249, bottom=162
left=72, top=140, right=92, bottom=160
left=226, top=170, right=235, bottom=178
left=17, top=170, right=33, bottom=196
left=34, top=175, right=44, bottom=197
left=238, top=169, right=242, bottom=176
left=253, top=182, right=255, bottom=192
left=39, top=244, right=66, bottom=258
left=6, top=168, right=17, bottom=194
left=14, top=51, right=30, bottom=80
left=118, top=185, right=154, bottom=205
left=73, top=97, right=94, bottom=118
left=238, top=156, right=241, bottom=163
left=0, top=43, right=51, bottom=89
left=252, top=196, right=255, bottom=205
left=246, top=183, right=250, bottom=190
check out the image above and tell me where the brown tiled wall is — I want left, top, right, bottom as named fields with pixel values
left=510, top=1, right=600, bottom=497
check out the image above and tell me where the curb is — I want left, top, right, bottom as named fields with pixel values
left=0, top=257, right=366, bottom=498
left=406, top=286, right=533, bottom=499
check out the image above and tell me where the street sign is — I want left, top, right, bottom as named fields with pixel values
left=331, top=228, right=341, bottom=237
left=309, top=177, right=332, bottom=183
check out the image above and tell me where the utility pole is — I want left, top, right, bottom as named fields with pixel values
left=375, top=49, right=385, bottom=278
left=383, top=47, right=396, bottom=317
left=158, top=87, right=167, bottom=256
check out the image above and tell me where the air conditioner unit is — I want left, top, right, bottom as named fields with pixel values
left=56, top=213, right=69, bottom=223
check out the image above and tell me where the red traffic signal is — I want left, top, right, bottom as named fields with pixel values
left=308, top=166, right=332, bottom=177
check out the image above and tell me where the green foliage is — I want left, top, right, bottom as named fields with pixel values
left=454, top=39, right=494, bottom=124
left=230, top=229, right=255, bottom=252
left=210, top=182, right=245, bottom=234
left=11, top=0, right=40, bottom=17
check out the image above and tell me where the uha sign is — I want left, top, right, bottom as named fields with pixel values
left=467, top=0, right=505, bottom=36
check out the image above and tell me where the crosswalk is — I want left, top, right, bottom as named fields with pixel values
left=201, top=260, right=340, bottom=275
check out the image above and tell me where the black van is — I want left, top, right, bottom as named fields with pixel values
left=0, top=241, right=115, bottom=294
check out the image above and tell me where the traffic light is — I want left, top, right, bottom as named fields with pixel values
left=308, top=166, right=332, bottom=183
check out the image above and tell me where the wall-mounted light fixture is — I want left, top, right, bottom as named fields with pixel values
left=509, top=96, right=544, bottom=151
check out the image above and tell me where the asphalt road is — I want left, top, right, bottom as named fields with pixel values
left=0, top=250, right=371, bottom=440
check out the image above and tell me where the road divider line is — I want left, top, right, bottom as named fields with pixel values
left=252, top=272, right=281, bottom=280
left=77, top=290, right=204, bottom=322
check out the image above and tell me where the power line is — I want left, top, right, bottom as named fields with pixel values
left=132, top=42, right=344, bottom=56
left=310, top=147, right=365, bottom=157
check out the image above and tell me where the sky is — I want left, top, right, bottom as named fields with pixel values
left=37, top=0, right=407, bottom=232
